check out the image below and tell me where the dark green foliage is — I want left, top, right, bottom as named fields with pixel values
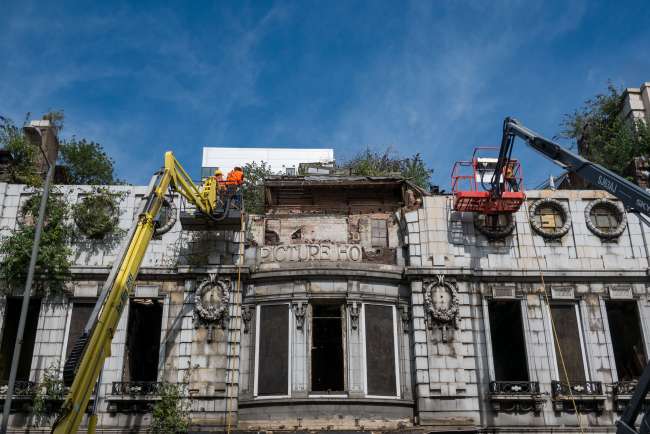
left=0, top=116, right=41, bottom=186
left=343, top=147, right=433, bottom=190
left=242, top=161, right=275, bottom=214
left=59, top=138, right=118, bottom=185
left=150, top=383, right=190, bottom=434
left=0, top=192, right=73, bottom=295
left=561, top=83, right=650, bottom=177
left=72, top=187, right=124, bottom=239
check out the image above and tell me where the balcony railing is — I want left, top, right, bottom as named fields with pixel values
left=613, top=380, right=638, bottom=396
left=551, top=380, right=603, bottom=397
left=489, top=381, right=540, bottom=395
left=0, top=380, right=37, bottom=397
left=488, top=381, right=544, bottom=414
left=551, top=380, right=605, bottom=413
left=111, top=381, right=161, bottom=396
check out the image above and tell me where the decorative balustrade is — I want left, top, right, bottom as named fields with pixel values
left=612, top=380, right=649, bottom=413
left=0, top=380, right=37, bottom=397
left=551, top=380, right=603, bottom=397
left=489, top=381, right=540, bottom=395
left=551, top=380, right=605, bottom=413
left=488, top=381, right=544, bottom=414
left=111, top=381, right=162, bottom=396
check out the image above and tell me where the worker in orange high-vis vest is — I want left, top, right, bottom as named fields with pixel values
left=226, top=166, right=244, bottom=185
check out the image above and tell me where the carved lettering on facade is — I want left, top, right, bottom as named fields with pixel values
left=258, top=243, right=363, bottom=263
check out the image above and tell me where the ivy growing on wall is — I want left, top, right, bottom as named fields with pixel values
left=0, top=191, right=73, bottom=295
left=0, top=116, right=42, bottom=187
left=72, top=187, right=125, bottom=239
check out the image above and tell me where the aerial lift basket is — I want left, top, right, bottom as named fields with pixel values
left=451, top=147, right=525, bottom=214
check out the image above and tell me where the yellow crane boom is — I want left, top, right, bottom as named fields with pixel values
left=52, top=152, right=225, bottom=434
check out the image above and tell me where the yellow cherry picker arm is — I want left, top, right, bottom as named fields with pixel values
left=52, top=152, right=228, bottom=434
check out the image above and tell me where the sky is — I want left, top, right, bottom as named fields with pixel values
left=1, top=1, right=649, bottom=189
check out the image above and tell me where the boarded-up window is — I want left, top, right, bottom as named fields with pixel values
left=488, top=300, right=528, bottom=381
left=371, top=219, right=388, bottom=247
left=123, top=298, right=163, bottom=382
left=65, top=302, right=94, bottom=359
left=364, top=304, right=397, bottom=396
left=606, top=301, right=646, bottom=380
left=549, top=304, right=586, bottom=382
left=257, top=304, right=289, bottom=396
left=311, top=303, right=344, bottom=392
left=0, top=298, right=41, bottom=381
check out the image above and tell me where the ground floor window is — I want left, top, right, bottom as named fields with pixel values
left=311, top=303, right=344, bottom=393
left=488, top=299, right=528, bottom=381
left=549, top=303, right=588, bottom=382
left=606, top=301, right=646, bottom=380
left=255, top=304, right=290, bottom=397
left=123, top=298, right=163, bottom=382
left=0, top=298, right=40, bottom=381
left=363, top=303, right=399, bottom=397
left=65, top=301, right=94, bottom=358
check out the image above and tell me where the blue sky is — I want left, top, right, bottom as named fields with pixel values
left=1, top=1, right=649, bottom=189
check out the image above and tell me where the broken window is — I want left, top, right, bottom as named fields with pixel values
left=123, top=298, right=163, bottom=382
left=65, top=301, right=94, bottom=359
left=371, top=219, right=388, bottom=247
left=0, top=298, right=40, bottom=381
left=488, top=300, right=528, bottom=381
left=311, top=303, right=344, bottom=393
left=549, top=304, right=586, bottom=382
left=534, top=205, right=564, bottom=229
left=606, top=301, right=646, bottom=380
left=264, top=230, right=279, bottom=245
left=364, top=304, right=397, bottom=396
left=256, top=304, right=289, bottom=396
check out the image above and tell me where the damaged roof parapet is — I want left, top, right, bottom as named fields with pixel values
left=264, top=175, right=429, bottom=214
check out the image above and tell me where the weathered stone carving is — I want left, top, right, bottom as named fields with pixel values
left=400, top=305, right=410, bottom=333
left=293, top=301, right=306, bottom=330
left=242, top=305, right=253, bottom=333
left=194, top=277, right=230, bottom=342
left=474, top=212, right=515, bottom=240
left=528, top=198, right=571, bottom=238
left=348, top=301, right=360, bottom=330
left=584, top=198, right=626, bottom=239
left=424, top=275, right=460, bottom=342
left=259, top=243, right=363, bottom=263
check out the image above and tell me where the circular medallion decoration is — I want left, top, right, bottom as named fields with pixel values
left=528, top=198, right=571, bottom=238
left=584, top=198, right=626, bottom=239
left=73, top=194, right=119, bottom=239
left=474, top=212, right=515, bottom=239
left=194, top=279, right=230, bottom=326
left=424, top=275, right=459, bottom=326
left=153, top=197, right=177, bottom=235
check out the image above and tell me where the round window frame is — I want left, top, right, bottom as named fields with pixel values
left=473, top=212, right=515, bottom=240
left=73, top=194, right=119, bottom=239
left=528, top=198, right=571, bottom=239
left=154, top=197, right=177, bottom=235
left=584, top=198, right=626, bottom=239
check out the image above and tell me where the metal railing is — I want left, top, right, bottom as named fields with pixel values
left=0, top=380, right=37, bottom=397
left=111, top=381, right=161, bottom=396
left=489, top=381, right=540, bottom=395
left=551, top=380, right=603, bottom=397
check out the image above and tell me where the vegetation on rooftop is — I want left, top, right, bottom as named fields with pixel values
left=343, top=147, right=433, bottom=190
left=561, top=83, right=650, bottom=178
left=242, top=161, right=275, bottom=214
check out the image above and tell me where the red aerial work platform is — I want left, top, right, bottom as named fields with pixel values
left=451, top=147, right=525, bottom=214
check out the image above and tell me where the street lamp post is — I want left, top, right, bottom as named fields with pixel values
left=0, top=121, right=58, bottom=433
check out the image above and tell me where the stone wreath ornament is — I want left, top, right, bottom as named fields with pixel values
left=584, top=198, right=626, bottom=239
left=73, top=187, right=123, bottom=239
left=194, top=277, right=230, bottom=342
left=424, top=275, right=460, bottom=342
left=528, top=197, right=571, bottom=239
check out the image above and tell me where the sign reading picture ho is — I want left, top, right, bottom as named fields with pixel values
left=259, top=243, right=363, bottom=263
